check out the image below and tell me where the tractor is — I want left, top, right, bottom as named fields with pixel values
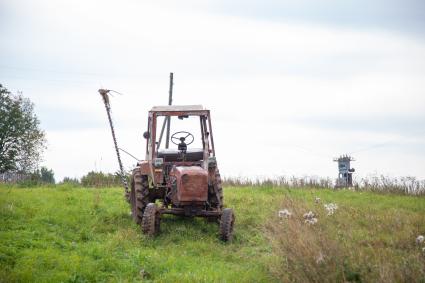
left=129, top=105, right=235, bottom=241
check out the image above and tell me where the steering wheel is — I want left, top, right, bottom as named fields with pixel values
left=171, top=131, right=194, bottom=146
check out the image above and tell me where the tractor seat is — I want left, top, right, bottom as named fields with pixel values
left=157, top=148, right=204, bottom=162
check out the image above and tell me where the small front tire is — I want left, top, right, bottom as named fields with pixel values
left=141, top=203, right=160, bottom=236
left=219, top=208, right=235, bottom=242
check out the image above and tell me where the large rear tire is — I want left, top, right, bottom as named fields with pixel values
left=209, top=171, right=223, bottom=210
left=130, top=170, right=150, bottom=224
left=219, top=208, right=235, bottom=242
left=141, top=203, right=160, bottom=236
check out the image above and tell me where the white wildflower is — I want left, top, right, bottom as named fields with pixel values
left=8, top=203, right=14, bottom=211
left=139, top=269, right=149, bottom=279
left=416, top=235, right=424, bottom=244
left=315, top=197, right=321, bottom=204
left=324, top=203, right=338, bottom=216
left=303, top=211, right=318, bottom=225
left=278, top=209, right=292, bottom=218
left=316, top=252, right=325, bottom=264
left=422, top=247, right=425, bottom=254
left=305, top=218, right=318, bottom=225
left=303, top=211, right=315, bottom=219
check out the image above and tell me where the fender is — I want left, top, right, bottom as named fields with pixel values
left=138, top=161, right=150, bottom=175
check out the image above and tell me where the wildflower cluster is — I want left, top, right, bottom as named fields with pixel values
left=278, top=209, right=292, bottom=218
left=303, top=211, right=318, bottom=225
left=277, top=198, right=339, bottom=226
left=324, top=203, right=338, bottom=216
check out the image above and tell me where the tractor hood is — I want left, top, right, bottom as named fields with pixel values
left=170, top=166, right=208, bottom=204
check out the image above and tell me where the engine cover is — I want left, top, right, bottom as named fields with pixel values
left=170, top=166, right=208, bottom=205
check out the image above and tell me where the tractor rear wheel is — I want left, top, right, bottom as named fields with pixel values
left=141, top=203, right=160, bottom=236
left=209, top=171, right=223, bottom=209
left=130, top=170, right=150, bottom=224
left=219, top=208, right=235, bottom=242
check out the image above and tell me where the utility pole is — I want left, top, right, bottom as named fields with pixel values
left=165, top=72, right=173, bottom=149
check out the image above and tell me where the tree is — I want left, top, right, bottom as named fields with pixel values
left=0, top=84, right=46, bottom=173
left=40, top=167, right=55, bottom=184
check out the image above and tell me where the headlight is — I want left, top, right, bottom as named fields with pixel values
left=208, top=156, right=217, bottom=168
left=153, top=158, right=164, bottom=168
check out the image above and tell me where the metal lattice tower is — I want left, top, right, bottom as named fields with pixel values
left=333, top=155, right=355, bottom=188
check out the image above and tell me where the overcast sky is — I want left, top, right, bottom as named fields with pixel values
left=1, top=0, right=424, bottom=181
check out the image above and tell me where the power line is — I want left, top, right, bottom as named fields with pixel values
left=0, top=73, right=96, bottom=86
left=348, top=129, right=425, bottom=155
left=0, top=64, right=109, bottom=77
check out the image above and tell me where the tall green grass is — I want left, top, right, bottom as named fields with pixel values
left=0, top=185, right=279, bottom=282
left=1, top=185, right=424, bottom=282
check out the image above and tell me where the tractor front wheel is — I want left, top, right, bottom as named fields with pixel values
left=141, top=203, right=160, bottom=236
left=219, top=208, right=235, bottom=242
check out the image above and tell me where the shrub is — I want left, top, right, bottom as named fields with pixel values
left=222, top=175, right=425, bottom=195
left=80, top=171, right=126, bottom=187
left=59, top=177, right=81, bottom=187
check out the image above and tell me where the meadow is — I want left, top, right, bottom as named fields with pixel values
left=1, top=185, right=424, bottom=282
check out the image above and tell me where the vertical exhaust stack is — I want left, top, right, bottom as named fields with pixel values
left=156, top=72, right=174, bottom=150
left=165, top=72, right=174, bottom=149
left=98, top=89, right=129, bottom=201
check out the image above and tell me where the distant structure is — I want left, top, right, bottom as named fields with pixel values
left=333, top=155, right=355, bottom=188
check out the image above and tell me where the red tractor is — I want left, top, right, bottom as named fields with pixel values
left=129, top=105, right=235, bottom=241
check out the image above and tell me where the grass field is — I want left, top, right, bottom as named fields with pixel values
left=1, top=185, right=424, bottom=282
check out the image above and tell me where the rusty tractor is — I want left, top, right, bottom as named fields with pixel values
left=129, top=105, right=235, bottom=241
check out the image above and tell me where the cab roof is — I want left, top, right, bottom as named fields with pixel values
left=150, top=105, right=205, bottom=112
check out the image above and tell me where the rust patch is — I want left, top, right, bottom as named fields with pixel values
left=139, top=161, right=150, bottom=175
